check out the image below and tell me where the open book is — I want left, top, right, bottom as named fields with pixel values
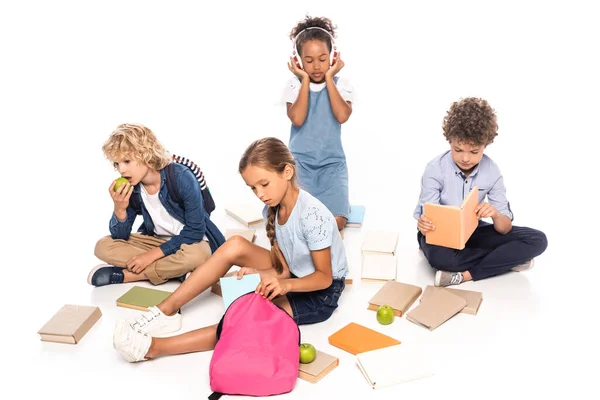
left=424, top=186, right=479, bottom=250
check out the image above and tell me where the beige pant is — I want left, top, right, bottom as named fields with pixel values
left=94, top=233, right=212, bottom=285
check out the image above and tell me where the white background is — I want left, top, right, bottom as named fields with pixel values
left=1, top=1, right=597, bottom=399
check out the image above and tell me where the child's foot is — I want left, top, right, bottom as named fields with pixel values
left=512, top=258, right=534, bottom=272
left=434, top=270, right=464, bottom=287
left=123, top=306, right=182, bottom=336
left=113, top=320, right=151, bottom=362
left=87, top=264, right=124, bottom=286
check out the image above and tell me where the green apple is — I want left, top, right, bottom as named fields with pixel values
left=113, top=177, right=129, bottom=191
left=299, top=343, right=316, bottom=364
left=376, top=304, right=395, bottom=325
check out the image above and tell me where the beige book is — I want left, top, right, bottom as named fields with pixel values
left=367, top=281, right=422, bottom=317
left=420, top=285, right=483, bottom=315
left=361, top=253, right=397, bottom=282
left=225, top=204, right=264, bottom=226
left=298, top=350, right=339, bottom=383
left=361, top=231, right=399, bottom=255
left=424, top=186, right=479, bottom=250
left=38, top=305, right=102, bottom=344
left=224, top=229, right=257, bottom=243
left=356, top=344, right=434, bottom=389
left=406, top=288, right=467, bottom=331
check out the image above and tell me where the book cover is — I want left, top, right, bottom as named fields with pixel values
left=38, top=305, right=102, bottom=344
left=220, top=273, right=261, bottom=310
left=361, top=253, right=397, bottom=282
left=356, top=344, right=434, bottom=389
left=224, top=229, right=257, bottom=243
left=420, top=285, right=483, bottom=315
left=211, top=271, right=238, bottom=297
left=328, top=322, right=401, bottom=355
left=406, top=289, right=467, bottom=331
left=116, top=286, right=172, bottom=312
left=345, top=204, right=366, bottom=228
left=361, top=231, right=399, bottom=255
left=367, top=281, right=422, bottom=316
left=424, top=186, right=479, bottom=250
left=298, top=350, right=339, bottom=383
left=225, top=204, right=264, bottom=226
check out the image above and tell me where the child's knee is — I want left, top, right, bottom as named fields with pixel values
left=94, top=236, right=113, bottom=260
left=221, top=235, right=251, bottom=257
left=532, top=229, right=548, bottom=254
left=425, top=246, right=457, bottom=271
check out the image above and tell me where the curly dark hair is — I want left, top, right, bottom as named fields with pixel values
left=289, top=15, right=336, bottom=56
left=442, top=97, right=498, bottom=146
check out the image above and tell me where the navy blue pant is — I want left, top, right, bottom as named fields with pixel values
left=418, top=221, right=548, bottom=281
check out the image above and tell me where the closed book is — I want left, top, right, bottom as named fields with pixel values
left=38, top=305, right=102, bottom=344
left=420, top=285, right=483, bottom=315
left=345, top=204, right=366, bottom=228
left=367, top=281, right=422, bottom=316
left=328, top=322, right=401, bottom=355
left=225, top=204, right=264, bottom=226
left=224, top=229, right=256, bottom=243
left=406, top=288, right=467, bottom=331
left=361, top=231, right=399, bottom=255
left=116, top=286, right=172, bottom=311
left=298, top=350, right=339, bottom=383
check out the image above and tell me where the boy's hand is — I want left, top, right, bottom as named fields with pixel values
left=475, top=202, right=499, bottom=219
left=326, top=51, right=344, bottom=79
left=418, top=214, right=435, bottom=235
left=109, top=180, right=133, bottom=212
left=288, top=56, right=309, bottom=81
left=126, top=250, right=159, bottom=274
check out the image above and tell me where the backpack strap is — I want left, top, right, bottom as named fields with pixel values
left=208, top=392, right=223, bottom=400
left=171, top=154, right=216, bottom=215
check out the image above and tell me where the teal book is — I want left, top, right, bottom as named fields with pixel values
left=220, top=273, right=261, bottom=310
left=346, top=205, right=366, bottom=227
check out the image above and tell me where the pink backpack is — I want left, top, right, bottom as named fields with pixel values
left=208, top=292, right=300, bottom=399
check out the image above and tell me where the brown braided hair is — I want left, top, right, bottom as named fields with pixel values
left=239, top=137, right=297, bottom=274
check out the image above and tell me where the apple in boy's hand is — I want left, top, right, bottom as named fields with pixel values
left=299, top=343, right=316, bottom=364
left=376, top=304, right=395, bottom=325
left=113, top=177, right=129, bottom=191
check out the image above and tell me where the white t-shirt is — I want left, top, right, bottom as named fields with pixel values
left=282, top=76, right=354, bottom=104
left=140, top=185, right=208, bottom=242
left=262, top=189, right=348, bottom=280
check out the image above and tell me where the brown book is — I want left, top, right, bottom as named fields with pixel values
left=298, top=350, right=339, bottom=383
left=424, top=186, right=479, bottom=250
left=406, top=288, right=467, bottom=331
left=38, top=305, right=102, bottom=344
left=420, top=285, right=483, bottom=315
left=367, top=281, right=422, bottom=317
left=328, top=322, right=401, bottom=355
left=211, top=270, right=238, bottom=297
left=224, top=229, right=256, bottom=243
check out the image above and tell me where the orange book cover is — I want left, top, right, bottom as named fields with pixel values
left=424, top=186, right=479, bottom=250
left=328, top=322, right=401, bottom=355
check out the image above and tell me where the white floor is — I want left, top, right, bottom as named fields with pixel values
left=3, top=1, right=598, bottom=399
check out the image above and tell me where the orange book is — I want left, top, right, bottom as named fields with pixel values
left=328, top=322, right=401, bottom=355
left=424, top=186, right=479, bottom=250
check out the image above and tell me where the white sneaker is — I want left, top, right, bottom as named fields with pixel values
left=113, top=320, right=151, bottom=362
left=512, top=258, right=535, bottom=272
left=126, top=306, right=182, bottom=337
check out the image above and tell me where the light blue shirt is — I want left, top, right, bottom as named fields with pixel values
left=262, top=189, right=348, bottom=280
left=413, top=151, right=513, bottom=220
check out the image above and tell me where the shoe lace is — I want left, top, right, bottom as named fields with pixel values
left=131, top=308, right=161, bottom=331
left=449, top=273, right=463, bottom=285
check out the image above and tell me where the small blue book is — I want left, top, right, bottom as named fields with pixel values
left=346, top=205, right=366, bottom=227
left=220, top=273, right=261, bottom=310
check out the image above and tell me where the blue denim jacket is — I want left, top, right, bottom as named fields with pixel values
left=109, top=163, right=225, bottom=256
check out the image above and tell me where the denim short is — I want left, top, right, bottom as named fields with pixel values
left=286, top=278, right=345, bottom=325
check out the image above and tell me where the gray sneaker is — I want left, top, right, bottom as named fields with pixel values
left=512, top=258, right=534, bottom=272
left=434, top=270, right=464, bottom=287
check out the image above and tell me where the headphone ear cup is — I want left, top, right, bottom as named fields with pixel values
left=292, top=49, right=302, bottom=69
left=331, top=46, right=338, bottom=66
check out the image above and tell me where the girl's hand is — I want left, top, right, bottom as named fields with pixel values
left=475, top=202, right=499, bottom=219
left=109, top=180, right=133, bottom=212
left=418, top=214, right=435, bottom=235
left=325, top=51, right=345, bottom=79
left=236, top=267, right=258, bottom=279
left=288, top=56, right=309, bottom=81
left=255, top=277, right=291, bottom=301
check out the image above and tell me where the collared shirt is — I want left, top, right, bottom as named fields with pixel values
left=413, top=151, right=513, bottom=220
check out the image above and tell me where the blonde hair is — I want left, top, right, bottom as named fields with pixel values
left=238, top=137, right=297, bottom=274
left=102, top=123, right=171, bottom=170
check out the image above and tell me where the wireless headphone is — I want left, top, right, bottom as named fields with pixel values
left=291, top=26, right=338, bottom=70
